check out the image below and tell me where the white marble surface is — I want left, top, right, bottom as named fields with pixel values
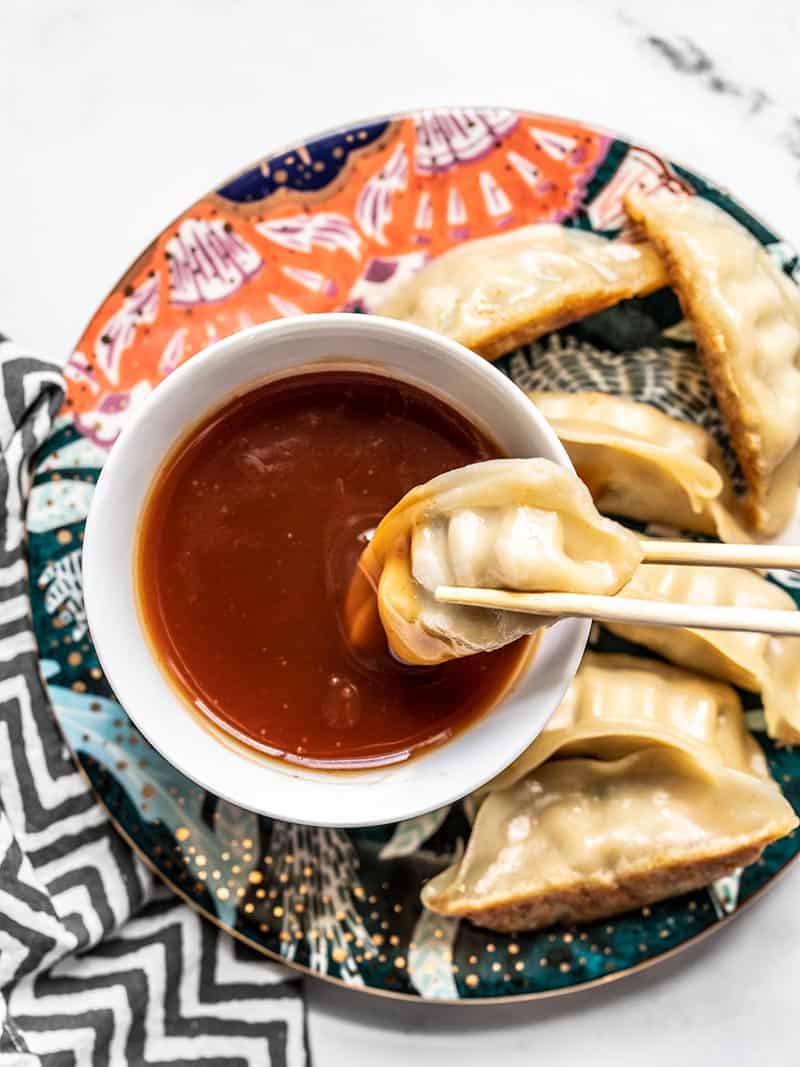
left=3, top=0, right=799, bottom=1062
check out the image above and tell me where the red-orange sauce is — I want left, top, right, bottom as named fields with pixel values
left=136, top=370, right=527, bottom=769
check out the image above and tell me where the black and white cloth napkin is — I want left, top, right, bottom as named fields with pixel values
left=0, top=337, right=308, bottom=1066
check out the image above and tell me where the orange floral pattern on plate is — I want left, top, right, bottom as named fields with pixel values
left=64, top=111, right=617, bottom=446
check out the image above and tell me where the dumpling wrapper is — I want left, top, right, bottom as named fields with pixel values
left=377, top=224, right=669, bottom=360
left=625, top=191, right=800, bottom=534
left=485, top=652, right=766, bottom=793
left=421, top=747, right=797, bottom=931
left=762, top=637, right=800, bottom=746
left=345, top=458, right=643, bottom=665
left=605, top=562, right=800, bottom=744
left=531, top=391, right=749, bottom=543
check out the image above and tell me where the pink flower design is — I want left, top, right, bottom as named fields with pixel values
left=157, top=328, right=187, bottom=378
left=256, top=213, right=361, bottom=259
left=344, top=252, right=430, bottom=313
left=268, top=294, right=304, bottom=318
left=527, top=126, right=580, bottom=162
left=587, top=147, right=693, bottom=232
left=506, top=150, right=541, bottom=190
left=355, top=144, right=408, bottom=246
left=447, top=187, right=469, bottom=240
left=75, top=381, right=152, bottom=448
left=93, top=275, right=159, bottom=385
left=479, top=171, right=512, bottom=220
left=64, top=351, right=100, bottom=395
left=414, top=109, right=518, bottom=174
left=280, top=265, right=337, bottom=297
left=414, top=191, right=433, bottom=231
left=167, top=219, right=262, bottom=305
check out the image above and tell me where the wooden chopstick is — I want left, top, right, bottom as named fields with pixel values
left=639, top=540, right=800, bottom=569
left=434, top=586, right=800, bottom=636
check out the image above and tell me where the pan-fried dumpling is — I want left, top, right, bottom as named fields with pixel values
left=421, top=747, right=797, bottom=931
left=761, top=637, right=800, bottom=745
left=486, top=652, right=766, bottom=792
left=345, top=459, right=643, bottom=665
left=605, top=562, right=800, bottom=744
left=530, top=391, right=749, bottom=542
left=625, top=191, right=800, bottom=534
left=377, top=225, right=669, bottom=360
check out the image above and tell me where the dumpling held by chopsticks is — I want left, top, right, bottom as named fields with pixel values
left=344, top=458, right=643, bottom=665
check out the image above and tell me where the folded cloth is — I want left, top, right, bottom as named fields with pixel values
left=0, top=337, right=307, bottom=1066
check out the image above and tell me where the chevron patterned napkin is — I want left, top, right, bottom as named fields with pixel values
left=0, top=338, right=307, bottom=1066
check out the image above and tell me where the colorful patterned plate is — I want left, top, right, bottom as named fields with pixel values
left=27, top=109, right=800, bottom=1002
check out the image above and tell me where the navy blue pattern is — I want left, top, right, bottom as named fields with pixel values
left=217, top=120, right=392, bottom=203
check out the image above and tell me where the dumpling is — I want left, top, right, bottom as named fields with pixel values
left=606, top=563, right=792, bottom=691
left=423, top=647, right=797, bottom=929
left=604, top=562, right=800, bottom=743
left=377, top=224, right=669, bottom=360
left=762, top=637, right=800, bottom=745
left=530, top=391, right=749, bottom=542
left=486, top=652, right=766, bottom=792
left=625, top=191, right=800, bottom=533
left=345, top=458, right=643, bottom=665
left=421, top=747, right=797, bottom=931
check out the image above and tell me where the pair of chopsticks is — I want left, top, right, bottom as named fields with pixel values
left=435, top=541, right=800, bottom=636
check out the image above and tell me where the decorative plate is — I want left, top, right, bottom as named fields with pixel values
left=27, top=109, right=800, bottom=1002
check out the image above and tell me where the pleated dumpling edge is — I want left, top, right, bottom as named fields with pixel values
left=421, top=747, right=797, bottom=932
left=345, top=458, right=643, bottom=665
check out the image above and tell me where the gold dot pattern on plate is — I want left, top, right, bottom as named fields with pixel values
left=148, top=793, right=715, bottom=999
left=43, top=594, right=754, bottom=998
left=32, top=122, right=800, bottom=1009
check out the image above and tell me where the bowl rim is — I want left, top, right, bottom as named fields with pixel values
left=82, top=312, right=590, bottom=825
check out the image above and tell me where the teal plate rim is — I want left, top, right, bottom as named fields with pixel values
left=27, top=106, right=800, bottom=1003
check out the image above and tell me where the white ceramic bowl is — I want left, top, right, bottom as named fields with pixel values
left=83, top=313, right=589, bottom=826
